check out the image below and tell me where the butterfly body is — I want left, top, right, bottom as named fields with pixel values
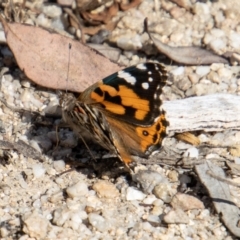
left=61, top=63, right=169, bottom=165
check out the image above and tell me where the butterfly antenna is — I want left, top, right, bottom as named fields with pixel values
left=66, top=43, right=72, bottom=93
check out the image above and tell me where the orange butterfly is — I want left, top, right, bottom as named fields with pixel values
left=61, top=63, right=168, bottom=166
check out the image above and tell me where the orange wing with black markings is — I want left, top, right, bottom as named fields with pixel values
left=68, top=63, right=169, bottom=165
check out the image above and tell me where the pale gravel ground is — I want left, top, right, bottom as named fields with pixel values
left=0, top=0, right=240, bottom=239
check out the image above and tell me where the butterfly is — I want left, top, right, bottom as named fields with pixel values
left=60, top=62, right=169, bottom=167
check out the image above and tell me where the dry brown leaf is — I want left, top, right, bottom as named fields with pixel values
left=81, top=2, right=119, bottom=25
left=81, top=20, right=118, bottom=36
left=0, top=16, right=121, bottom=92
left=169, top=0, right=192, bottom=10
left=88, top=44, right=121, bottom=62
left=144, top=18, right=229, bottom=65
left=76, top=0, right=111, bottom=12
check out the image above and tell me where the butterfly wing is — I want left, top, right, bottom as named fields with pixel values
left=80, top=63, right=167, bottom=125
left=69, top=63, right=168, bottom=164
left=77, top=63, right=169, bottom=164
left=105, top=112, right=168, bottom=164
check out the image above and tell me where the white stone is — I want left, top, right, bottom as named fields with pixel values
left=20, top=89, right=32, bottom=103
left=66, top=181, right=89, bottom=199
left=31, top=97, right=43, bottom=109
left=143, top=195, right=157, bottom=204
left=0, top=30, right=6, bottom=43
left=52, top=207, right=71, bottom=226
left=153, top=183, right=176, bottom=203
left=195, top=66, right=210, bottom=77
left=117, top=36, right=142, bottom=51
left=32, top=164, right=46, bottom=178
left=88, top=213, right=110, bottom=232
left=21, top=80, right=31, bottom=88
left=134, top=170, right=168, bottom=194
left=43, top=5, right=62, bottom=18
left=120, top=16, right=143, bottom=32
left=193, top=2, right=210, bottom=15
left=23, top=211, right=49, bottom=238
left=36, top=13, right=51, bottom=28
left=218, top=67, right=232, bottom=80
left=203, top=33, right=213, bottom=45
left=170, top=32, right=184, bottom=43
left=229, top=31, right=240, bottom=49
left=171, top=67, right=185, bottom=76
left=29, top=140, right=42, bottom=153
left=53, top=160, right=66, bottom=172
left=126, top=187, right=146, bottom=201
left=235, top=158, right=240, bottom=164
left=183, top=147, right=199, bottom=158
left=147, top=215, right=160, bottom=224
left=210, top=28, right=225, bottom=38
left=69, top=212, right=82, bottom=230
left=209, top=38, right=226, bottom=54
left=198, top=134, right=209, bottom=143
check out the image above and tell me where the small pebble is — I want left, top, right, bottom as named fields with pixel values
left=153, top=183, right=176, bottom=203
left=88, top=213, right=110, bottom=232
left=66, top=182, right=89, bottom=199
left=171, top=67, right=185, bottom=76
left=171, top=193, right=205, bottom=210
left=42, top=5, right=62, bottom=18
left=32, top=164, right=46, bottom=178
left=53, top=160, right=66, bottom=172
left=143, top=195, right=157, bottom=205
left=195, top=66, right=210, bottom=77
left=23, top=211, right=49, bottom=238
left=92, top=181, right=119, bottom=199
left=163, top=208, right=189, bottom=224
left=183, top=147, right=199, bottom=158
left=126, top=187, right=146, bottom=201
left=133, top=170, right=168, bottom=194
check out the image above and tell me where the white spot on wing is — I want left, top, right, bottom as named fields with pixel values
left=148, top=71, right=152, bottom=75
left=142, top=82, right=149, bottom=89
left=159, top=105, right=164, bottom=111
left=148, top=77, right=153, bottom=82
left=154, top=93, right=157, bottom=99
left=154, top=116, right=160, bottom=122
left=137, top=63, right=147, bottom=70
left=118, top=71, right=136, bottom=85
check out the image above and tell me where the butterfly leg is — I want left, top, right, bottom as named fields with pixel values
left=110, top=137, right=135, bottom=170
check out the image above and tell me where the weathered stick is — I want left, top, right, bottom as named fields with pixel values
left=163, top=94, right=240, bottom=133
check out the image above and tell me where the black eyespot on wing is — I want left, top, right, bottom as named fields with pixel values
left=143, top=130, right=149, bottom=136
